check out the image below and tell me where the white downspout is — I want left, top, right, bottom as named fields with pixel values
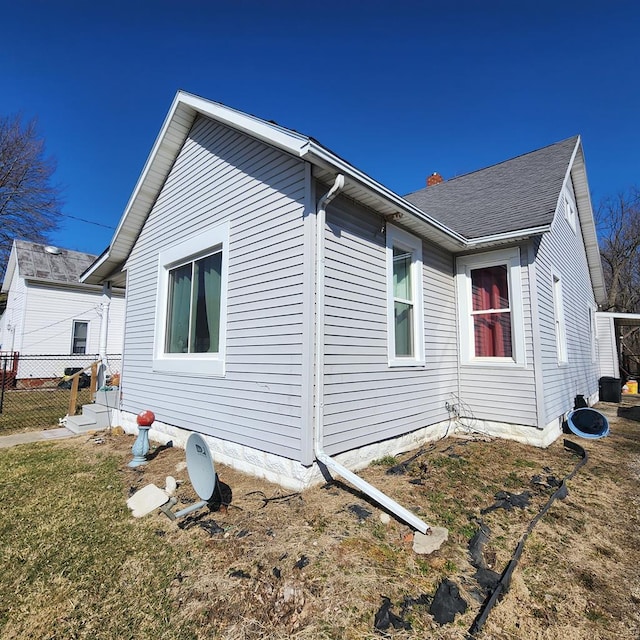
left=313, top=174, right=431, bottom=535
left=97, top=280, right=112, bottom=390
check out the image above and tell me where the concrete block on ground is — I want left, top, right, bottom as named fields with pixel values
left=126, top=484, right=170, bottom=518
left=413, top=526, right=449, bottom=554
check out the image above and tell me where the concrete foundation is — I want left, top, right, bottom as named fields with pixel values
left=113, top=409, right=564, bottom=491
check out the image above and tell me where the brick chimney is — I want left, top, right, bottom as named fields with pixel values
left=427, top=172, right=444, bottom=187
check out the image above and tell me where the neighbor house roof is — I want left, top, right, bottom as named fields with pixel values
left=404, top=136, right=579, bottom=239
left=1, top=241, right=98, bottom=293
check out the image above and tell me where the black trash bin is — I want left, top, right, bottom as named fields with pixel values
left=599, top=376, right=621, bottom=403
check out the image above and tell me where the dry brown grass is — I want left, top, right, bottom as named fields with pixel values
left=1, top=400, right=638, bottom=639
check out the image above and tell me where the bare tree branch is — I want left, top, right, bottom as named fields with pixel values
left=0, top=114, right=63, bottom=278
left=597, top=187, right=640, bottom=313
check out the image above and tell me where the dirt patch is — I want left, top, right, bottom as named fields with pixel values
left=32, top=402, right=640, bottom=638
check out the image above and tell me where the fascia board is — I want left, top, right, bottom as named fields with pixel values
left=569, top=139, right=607, bottom=306
left=464, top=225, right=552, bottom=247
left=178, top=91, right=309, bottom=156
left=1, top=247, right=17, bottom=293
left=303, top=142, right=468, bottom=246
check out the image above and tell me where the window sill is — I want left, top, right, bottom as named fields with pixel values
left=388, top=358, right=426, bottom=368
left=461, top=358, right=526, bottom=369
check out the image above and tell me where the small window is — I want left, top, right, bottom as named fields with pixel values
left=386, top=225, right=425, bottom=366
left=456, top=248, right=525, bottom=366
left=553, top=274, right=568, bottom=364
left=565, top=194, right=577, bottom=232
left=154, top=223, right=229, bottom=377
left=71, top=320, right=88, bottom=354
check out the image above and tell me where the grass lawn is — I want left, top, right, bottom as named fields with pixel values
left=0, top=401, right=639, bottom=639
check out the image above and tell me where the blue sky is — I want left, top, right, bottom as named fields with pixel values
left=2, top=0, right=639, bottom=257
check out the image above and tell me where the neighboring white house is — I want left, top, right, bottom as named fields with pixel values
left=1, top=240, right=125, bottom=386
left=81, top=91, right=607, bottom=498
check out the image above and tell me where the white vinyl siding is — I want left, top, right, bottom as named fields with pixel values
left=0, top=265, right=26, bottom=353
left=456, top=247, right=538, bottom=427
left=123, top=115, right=308, bottom=462
left=5, top=282, right=125, bottom=379
left=535, top=181, right=599, bottom=423
left=322, top=195, right=458, bottom=455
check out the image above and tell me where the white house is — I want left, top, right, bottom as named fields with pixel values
left=1, top=240, right=125, bottom=386
left=81, top=92, right=606, bottom=510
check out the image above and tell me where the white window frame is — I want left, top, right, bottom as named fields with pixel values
left=456, top=247, right=526, bottom=367
left=552, top=271, right=568, bottom=365
left=71, top=320, right=89, bottom=355
left=565, top=193, right=577, bottom=232
left=589, top=305, right=597, bottom=363
left=386, top=224, right=425, bottom=367
left=153, top=222, right=229, bottom=377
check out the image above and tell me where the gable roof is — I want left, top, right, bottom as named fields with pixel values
left=81, top=91, right=468, bottom=286
left=404, top=136, right=579, bottom=239
left=80, top=91, right=605, bottom=305
left=1, top=241, right=97, bottom=293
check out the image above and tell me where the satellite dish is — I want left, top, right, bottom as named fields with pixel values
left=161, top=432, right=217, bottom=521
left=185, top=432, right=216, bottom=501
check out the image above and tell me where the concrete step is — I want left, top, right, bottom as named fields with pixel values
left=82, top=404, right=116, bottom=429
left=65, top=414, right=97, bottom=434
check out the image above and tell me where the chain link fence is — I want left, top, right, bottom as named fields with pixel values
left=0, top=353, right=122, bottom=435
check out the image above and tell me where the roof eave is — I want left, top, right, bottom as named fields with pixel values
left=463, top=225, right=552, bottom=249
left=304, top=143, right=466, bottom=250
left=567, top=138, right=607, bottom=306
left=83, top=92, right=468, bottom=286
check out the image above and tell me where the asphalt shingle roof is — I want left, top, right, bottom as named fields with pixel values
left=14, top=241, right=97, bottom=285
left=403, top=136, right=579, bottom=240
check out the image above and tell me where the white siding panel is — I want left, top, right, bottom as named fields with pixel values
left=0, top=267, right=26, bottom=353
left=11, top=283, right=125, bottom=378
left=535, top=184, right=600, bottom=422
left=596, top=315, right=618, bottom=378
left=122, top=115, right=307, bottom=461
left=321, top=193, right=458, bottom=455
left=458, top=247, right=538, bottom=427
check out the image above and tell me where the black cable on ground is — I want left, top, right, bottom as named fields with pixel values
left=467, top=439, right=588, bottom=638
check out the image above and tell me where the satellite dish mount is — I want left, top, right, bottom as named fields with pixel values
left=161, top=433, right=221, bottom=520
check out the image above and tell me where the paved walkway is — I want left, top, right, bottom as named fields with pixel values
left=0, top=427, right=78, bottom=449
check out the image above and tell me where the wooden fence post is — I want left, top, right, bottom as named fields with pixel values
left=68, top=375, right=80, bottom=416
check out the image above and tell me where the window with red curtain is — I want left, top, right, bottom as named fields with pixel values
left=470, top=265, right=512, bottom=357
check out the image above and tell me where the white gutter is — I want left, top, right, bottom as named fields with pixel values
left=464, top=224, right=552, bottom=247
left=97, top=281, right=112, bottom=388
left=313, top=174, right=432, bottom=535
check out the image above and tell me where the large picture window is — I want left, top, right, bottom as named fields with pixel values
left=456, top=248, right=525, bottom=366
left=165, top=252, right=222, bottom=354
left=154, top=223, right=229, bottom=376
left=386, top=225, right=425, bottom=366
